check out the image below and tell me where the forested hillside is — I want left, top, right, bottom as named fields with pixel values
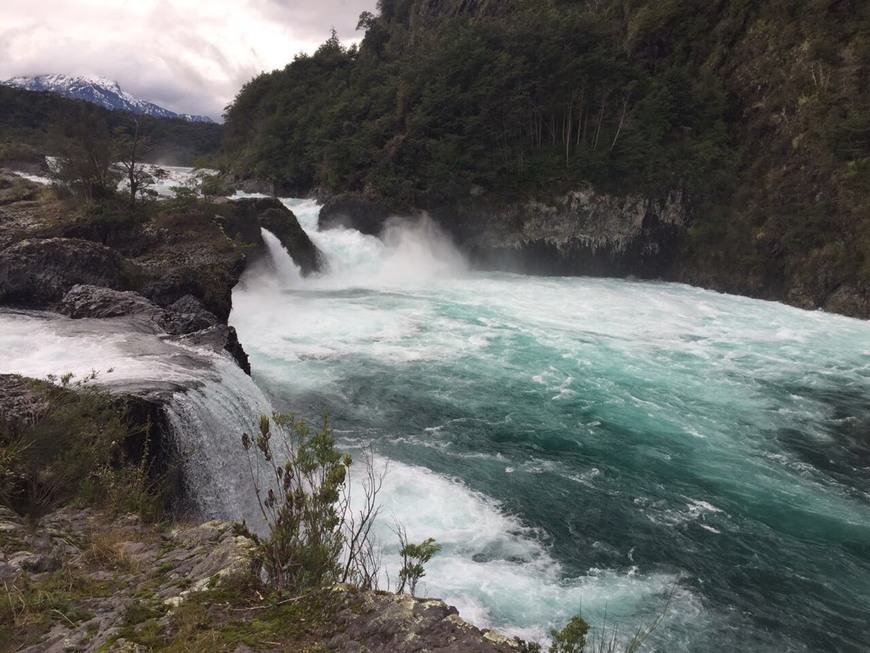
left=0, top=86, right=222, bottom=166
left=224, top=0, right=869, bottom=316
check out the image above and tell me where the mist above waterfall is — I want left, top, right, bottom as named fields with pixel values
left=242, top=201, right=467, bottom=293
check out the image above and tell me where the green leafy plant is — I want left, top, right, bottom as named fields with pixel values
left=241, top=413, right=384, bottom=593
left=395, top=526, right=441, bottom=597
left=550, top=616, right=590, bottom=653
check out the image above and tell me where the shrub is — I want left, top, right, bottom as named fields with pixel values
left=242, top=413, right=384, bottom=594
left=550, top=616, right=589, bottom=653
left=395, top=528, right=441, bottom=597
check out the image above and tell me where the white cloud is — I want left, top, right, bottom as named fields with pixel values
left=0, top=0, right=376, bottom=119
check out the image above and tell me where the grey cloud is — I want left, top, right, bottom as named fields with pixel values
left=259, top=0, right=376, bottom=40
left=0, top=0, right=378, bottom=119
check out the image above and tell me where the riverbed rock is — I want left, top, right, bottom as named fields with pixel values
left=319, top=193, right=391, bottom=237
left=56, top=285, right=249, bottom=372
left=436, top=188, right=687, bottom=278
left=0, top=237, right=140, bottom=307
left=224, top=197, right=322, bottom=275
left=59, top=284, right=164, bottom=321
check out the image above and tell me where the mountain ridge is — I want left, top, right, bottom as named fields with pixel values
left=2, top=74, right=214, bottom=123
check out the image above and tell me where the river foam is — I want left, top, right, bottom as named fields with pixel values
left=229, top=198, right=870, bottom=650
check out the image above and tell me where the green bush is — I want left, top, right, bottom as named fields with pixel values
left=242, top=413, right=349, bottom=592
left=241, top=412, right=389, bottom=594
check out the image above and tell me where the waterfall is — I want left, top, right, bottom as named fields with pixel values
left=261, top=228, right=302, bottom=287
left=0, top=308, right=280, bottom=526
left=163, top=351, right=277, bottom=524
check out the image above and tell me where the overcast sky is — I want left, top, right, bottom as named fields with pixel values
left=0, top=0, right=377, bottom=120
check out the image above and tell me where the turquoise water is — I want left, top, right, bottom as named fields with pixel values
left=229, top=199, right=870, bottom=651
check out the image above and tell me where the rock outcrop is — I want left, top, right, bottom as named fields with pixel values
left=223, top=198, right=323, bottom=275
left=0, top=508, right=260, bottom=653
left=436, top=189, right=686, bottom=278
left=0, top=170, right=40, bottom=205
left=56, top=285, right=250, bottom=373
left=319, top=193, right=392, bottom=237
left=0, top=238, right=140, bottom=307
left=330, top=590, right=520, bottom=653
left=0, top=506, right=521, bottom=653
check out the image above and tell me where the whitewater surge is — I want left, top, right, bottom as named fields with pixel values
left=229, top=197, right=870, bottom=651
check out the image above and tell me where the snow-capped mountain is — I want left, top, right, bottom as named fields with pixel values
left=2, top=74, right=214, bottom=123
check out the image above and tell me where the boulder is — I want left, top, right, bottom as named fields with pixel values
left=224, top=198, right=322, bottom=275
left=58, top=284, right=163, bottom=321
left=0, top=238, right=139, bottom=307
left=0, top=171, right=40, bottom=206
left=319, top=194, right=391, bottom=237
left=175, top=324, right=251, bottom=375
left=159, top=295, right=220, bottom=335
left=57, top=285, right=249, bottom=373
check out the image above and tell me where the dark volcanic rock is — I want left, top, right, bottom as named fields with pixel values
left=57, top=285, right=249, bottom=373
left=319, top=194, right=391, bottom=237
left=160, top=294, right=220, bottom=334
left=224, top=198, right=322, bottom=275
left=437, top=189, right=687, bottom=279
left=139, top=262, right=242, bottom=324
left=0, top=238, right=139, bottom=307
left=175, top=324, right=251, bottom=375
left=59, top=284, right=162, bottom=321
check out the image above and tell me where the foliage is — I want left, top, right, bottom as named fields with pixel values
left=222, top=0, right=737, bottom=207
left=114, top=119, right=168, bottom=208
left=550, top=616, right=590, bottom=653
left=0, top=373, right=167, bottom=521
left=49, top=106, right=120, bottom=202
left=395, top=527, right=441, bottom=596
left=0, top=85, right=222, bottom=166
left=222, top=0, right=870, bottom=312
left=241, top=413, right=384, bottom=594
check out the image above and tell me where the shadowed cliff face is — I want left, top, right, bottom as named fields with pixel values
left=437, top=189, right=686, bottom=278
left=319, top=188, right=688, bottom=279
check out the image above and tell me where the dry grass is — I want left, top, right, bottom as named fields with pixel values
left=81, top=525, right=140, bottom=574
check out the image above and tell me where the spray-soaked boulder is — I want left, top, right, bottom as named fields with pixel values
left=56, top=285, right=249, bottom=373
left=0, top=238, right=141, bottom=307
left=222, top=198, right=322, bottom=275
left=319, top=194, right=391, bottom=237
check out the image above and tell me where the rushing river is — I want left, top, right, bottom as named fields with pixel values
left=229, top=198, right=870, bottom=652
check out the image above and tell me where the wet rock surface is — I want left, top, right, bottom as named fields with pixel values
left=223, top=197, right=323, bottom=275
left=319, top=194, right=391, bottom=237
left=436, top=189, right=686, bottom=279
left=0, top=237, right=139, bottom=307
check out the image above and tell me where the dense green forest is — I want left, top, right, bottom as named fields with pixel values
left=0, top=86, right=222, bottom=166
left=223, top=0, right=869, bottom=315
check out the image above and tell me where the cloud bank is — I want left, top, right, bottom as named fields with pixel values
left=0, top=0, right=376, bottom=120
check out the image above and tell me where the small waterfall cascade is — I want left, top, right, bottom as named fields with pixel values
left=163, top=350, right=278, bottom=525
left=261, top=228, right=302, bottom=287
left=0, top=308, right=281, bottom=527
